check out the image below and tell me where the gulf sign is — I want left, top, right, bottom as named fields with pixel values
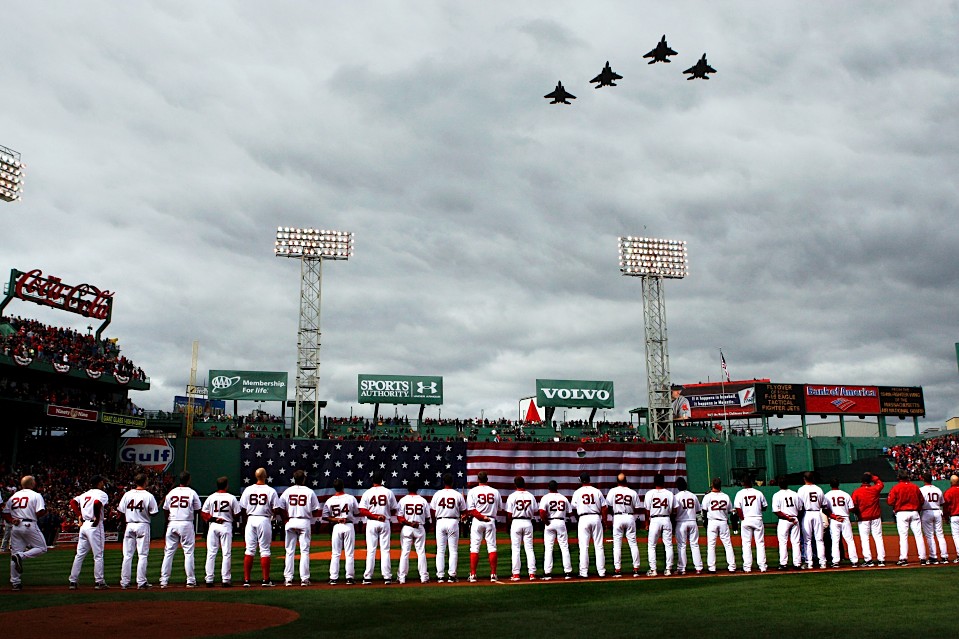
left=119, top=437, right=175, bottom=472
left=804, top=385, right=880, bottom=415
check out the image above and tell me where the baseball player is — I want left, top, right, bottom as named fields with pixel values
left=887, top=472, right=926, bottom=566
left=643, top=473, right=675, bottom=577
left=700, top=477, right=736, bottom=573
left=671, top=385, right=691, bottom=421
left=324, top=478, right=359, bottom=585
left=942, top=475, right=959, bottom=563
left=396, top=482, right=432, bottom=584
left=571, top=472, right=607, bottom=579
left=159, top=471, right=202, bottom=589
left=771, top=477, right=801, bottom=570
left=851, top=472, right=885, bottom=567
left=358, top=470, right=398, bottom=585
left=466, top=471, right=502, bottom=582
left=2, top=475, right=48, bottom=591
left=538, top=480, right=573, bottom=580
left=117, top=473, right=159, bottom=590
left=823, top=478, right=858, bottom=568
left=919, top=473, right=949, bottom=564
left=430, top=472, right=467, bottom=582
left=200, top=476, right=241, bottom=587
left=607, top=473, right=641, bottom=577
left=279, top=469, right=321, bottom=586
left=505, top=476, right=537, bottom=581
left=797, top=471, right=827, bottom=569
left=239, top=467, right=281, bottom=587
left=68, top=474, right=110, bottom=590
left=672, top=477, right=703, bottom=575
left=734, top=477, right=768, bottom=573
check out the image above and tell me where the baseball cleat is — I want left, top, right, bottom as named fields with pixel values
left=329, top=579, right=338, bottom=585
left=221, top=581, right=232, bottom=588
left=138, top=583, right=153, bottom=590
left=777, top=565, right=788, bottom=571
left=831, top=563, right=840, bottom=569
left=921, top=559, right=932, bottom=566
left=862, top=561, right=874, bottom=568
left=613, top=570, right=622, bottom=578
left=346, top=578, right=355, bottom=585
left=664, top=569, right=672, bottom=577
left=160, top=584, right=169, bottom=589
left=120, top=584, right=129, bottom=590
left=12, top=553, right=23, bottom=575
left=284, top=580, right=294, bottom=587
left=896, top=559, right=908, bottom=566
left=677, top=570, right=686, bottom=576
left=529, top=574, right=536, bottom=581
left=490, top=574, right=497, bottom=582
left=954, top=558, right=959, bottom=564
left=421, top=578, right=430, bottom=584
left=468, top=574, right=477, bottom=583
left=68, top=581, right=78, bottom=589
left=759, top=568, right=767, bottom=573
left=301, top=580, right=311, bottom=587
left=185, top=583, right=197, bottom=589
left=695, top=569, right=703, bottom=575
left=633, top=571, right=640, bottom=578
left=205, top=581, right=215, bottom=588
left=94, top=582, right=110, bottom=590
left=877, top=562, right=886, bottom=567
left=646, top=570, right=657, bottom=577
left=728, top=567, right=737, bottom=573
left=362, top=579, right=373, bottom=585
left=565, top=573, right=573, bottom=580
left=11, top=583, right=22, bottom=591
left=398, top=579, right=406, bottom=584
left=510, top=575, right=521, bottom=582
left=243, top=581, right=252, bottom=588
left=542, top=574, right=553, bottom=581
left=261, top=580, right=275, bottom=587
left=384, top=579, right=393, bottom=585
left=447, top=576, right=458, bottom=583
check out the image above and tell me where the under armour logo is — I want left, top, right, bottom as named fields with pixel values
left=417, top=382, right=438, bottom=394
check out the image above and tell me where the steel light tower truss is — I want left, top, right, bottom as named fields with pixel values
left=618, top=236, right=688, bottom=442
left=0, top=145, right=24, bottom=202
left=275, top=227, right=354, bottom=437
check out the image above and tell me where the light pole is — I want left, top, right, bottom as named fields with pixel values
left=0, top=145, right=23, bottom=202
left=618, top=236, right=688, bottom=442
left=274, top=227, right=354, bottom=437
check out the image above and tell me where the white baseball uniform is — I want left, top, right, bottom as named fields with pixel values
left=280, top=484, right=321, bottom=584
left=324, top=493, right=359, bottom=580
left=673, top=489, right=703, bottom=573
left=466, top=484, right=502, bottom=555
left=117, top=487, right=159, bottom=588
left=538, top=492, right=572, bottom=577
left=571, top=485, right=606, bottom=578
left=643, top=487, right=675, bottom=573
left=3, top=487, right=48, bottom=587
left=920, top=484, right=949, bottom=561
left=160, top=485, right=202, bottom=587
left=359, top=485, right=398, bottom=580
left=606, top=485, right=640, bottom=574
left=201, top=490, right=241, bottom=584
left=506, top=489, right=537, bottom=578
left=823, top=489, right=859, bottom=565
left=771, top=488, right=801, bottom=568
left=69, top=487, right=109, bottom=585
left=430, top=488, right=467, bottom=580
left=397, top=493, right=431, bottom=583
left=700, top=491, right=736, bottom=572
left=240, top=483, right=279, bottom=557
left=734, top=487, right=768, bottom=572
left=797, top=483, right=827, bottom=568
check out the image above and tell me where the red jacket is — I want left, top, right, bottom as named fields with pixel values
left=943, top=486, right=959, bottom=517
left=887, top=480, right=924, bottom=512
left=851, top=475, right=884, bottom=521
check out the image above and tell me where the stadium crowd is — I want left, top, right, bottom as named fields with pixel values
left=888, top=433, right=959, bottom=481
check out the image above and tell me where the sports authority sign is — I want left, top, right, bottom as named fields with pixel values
left=535, top=379, right=614, bottom=409
left=357, top=374, right=443, bottom=405
left=119, top=437, right=175, bottom=472
left=208, top=370, right=288, bottom=401
left=0, top=267, right=115, bottom=338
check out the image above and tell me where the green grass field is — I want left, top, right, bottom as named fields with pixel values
left=0, top=528, right=954, bottom=639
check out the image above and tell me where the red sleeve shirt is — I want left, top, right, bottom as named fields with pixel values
left=851, top=476, right=883, bottom=521
left=887, top=481, right=923, bottom=512
left=943, top=486, right=959, bottom=517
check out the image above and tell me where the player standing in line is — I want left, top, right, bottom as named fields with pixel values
left=358, top=470, right=398, bottom=585
left=430, top=473, right=467, bottom=583
left=919, top=473, right=949, bottom=564
left=159, top=471, right=202, bottom=589
left=239, top=467, right=281, bottom=587
left=887, top=472, right=926, bottom=566
left=796, top=472, right=827, bottom=570
left=538, top=480, right=573, bottom=580
left=505, top=476, right=537, bottom=581
left=672, top=477, right=703, bottom=575
left=68, top=474, right=110, bottom=590
left=700, top=478, right=736, bottom=573
left=200, top=476, right=241, bottom=587
left=734, top=477, right=768, bottom=573
left=571, top=473, right=608, bottom=579
left=3, top=475, right=47, bottom=591
left=823, top=479, right=858, bottom=568
left=279, top=469, right=321, bottom=586
left=396, top=482, right=432, bottom=584
left=606, top=473, right=641, bottom=578
left=643, top=472, right=675, bottom=577
left=323, top=478, right=359, bottom=585
left=851, top=472, right=885, bottom=567
left=466, top=471, right=502, bottom=582
left=771, top=477, right=801, bottom=570
left=117, top=473, right=158, bottom=590
left=942, top=475, right=959, bottom=564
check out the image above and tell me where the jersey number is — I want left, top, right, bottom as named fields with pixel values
left=288, top=494, right=308, bottom=507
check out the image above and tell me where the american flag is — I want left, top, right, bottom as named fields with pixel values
left=721, top=351, right=731, bottom=383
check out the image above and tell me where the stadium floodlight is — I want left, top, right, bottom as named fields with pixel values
left=0, top=145, right=24, bottom=203
left=274, top=226, right=354, bottom=438
left=618, top=236, right=688, bottom=442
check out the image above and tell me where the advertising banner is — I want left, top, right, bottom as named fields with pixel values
left=101, top=412, right=146, bottom=428
left=119, top=437, right=175, bottom=472
left=536, top=379, right=614, bottom=409
left=358, top=374, right=443, bottom=405
left=47, top=404, right=98, bottom=422
left=675, top=380, right=764, bottom=420
left=173, top=396, right=227, bottom=416
left=754, top=383, right=924, bottom=417
left=208, top=370, right=288, bottom=401
left=804, top=385, right=880, bottom=415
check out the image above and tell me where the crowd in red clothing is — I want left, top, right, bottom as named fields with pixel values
left=888, top=433, right=959, bottom=481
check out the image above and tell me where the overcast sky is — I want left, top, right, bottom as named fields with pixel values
left=2, top=2, right=957, bottom=426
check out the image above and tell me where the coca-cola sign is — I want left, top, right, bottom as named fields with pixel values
left=9, top=268, right=113, bottom=320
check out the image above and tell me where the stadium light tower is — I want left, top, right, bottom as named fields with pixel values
left=618, top=236, right=688, bottom=442
left=274, top=227, right=354, bottom=437
left=0, top=145, right=24, bottom=202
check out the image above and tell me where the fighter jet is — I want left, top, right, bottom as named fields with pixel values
left=590, top=61, right=623, bottom=88
left=683, top=54, right=717, bottom=80
left=544, top=81, right=576, bottom=104
left=643, top=35, right=678, bottom=64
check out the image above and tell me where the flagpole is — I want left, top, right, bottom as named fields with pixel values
left=720, top=348, right=728, bottom=440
